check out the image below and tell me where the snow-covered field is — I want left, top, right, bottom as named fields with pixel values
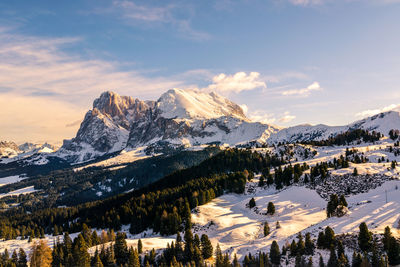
left=0, top=186, right=38, bottom=199
left=0, top=175, right=27, bottom=187
left=1, top=140, right=400, bottom=266
left=74, top=146, right=150, bottom=171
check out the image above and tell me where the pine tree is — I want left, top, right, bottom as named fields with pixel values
left=194, top=234, right=201, bottom=249
left=297, top=232, right=305, bottom=255
left=138, top=239, right=143, bottom=254
left=290, top=240, right=298, bottom=256
left=249, top=198, right=256, bottom=209
left=200, top=234, right=213, bottom=259
left=317, top=231, right=325, bottom=248
left=92, top=253, right=104, bottom=267
left=327, top=247, right=337, bottom=267
left=351, top=252, right=362, bottom=267
left=17, top=248, right=28, bottom=267
left=215, top=244, right=223, bottom=267
left=264, top=222, right=270, bottom=237
left=353, top=168, right=358, bottom=176
left=339, top=195, right=348, bottom=207
left=324, top=227, right=335, bottom=249
left=73, top=234, right=90, bottom=267
left=267, top=202, right=275, bottom=215
left=337, top=240, right=345, bottom=259
left=388, top=236, right=400, bottom=266
left=11, top=250, right=18, bottom=265
left=358, top=222, right=372, bottom=252
left=29, top=240, right=53, bottom=267
left=304, top=233, right=315, bottom=255
left=383, top=226, right=392, bottom=252
left=184, top=228, right=194, bottom=262
left=307, top=257, right=313, bottom=267
left=128, top=249, right=140, bottom=267
left=269, top=241, right=281, bottom=265
left=114, top=232, right=129, bottom=266
left=233, top=254, right=240, bottom=267
left=319, top=254, right=325, bottom=267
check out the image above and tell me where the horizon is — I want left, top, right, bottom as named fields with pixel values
left=1, top=0, right=400, bottom=143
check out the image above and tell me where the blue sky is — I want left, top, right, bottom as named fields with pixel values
left=1, top=0, right=400, bottom=143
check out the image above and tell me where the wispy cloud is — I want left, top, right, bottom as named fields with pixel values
left=94, top=0, right=210, bottom=41
left=287, top=0, right=324, bottom=6
left=355, top=104, right=400, bottom=118
left=206, top=72, right=266, bottom=94
left=241, top=106, right=296, bottom=125
left=279, top=111, right=296, bottom=123
left=0, top=28, right=184, bottom=142
left=281, top=81, right=322, bottom=97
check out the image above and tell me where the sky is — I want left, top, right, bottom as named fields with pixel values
left=1, top=0, right=400, bottom=144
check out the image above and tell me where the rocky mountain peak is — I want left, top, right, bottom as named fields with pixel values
left=156, top=88, right=247, bottom=120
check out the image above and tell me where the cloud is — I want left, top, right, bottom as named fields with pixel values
left=0, top=29, right=185, bottom=142
left=279, top=111, right=296, bottom=123
left=66, top=120, right=82, bottom=128
left=355, top=104, right=400, bottom=118
left=244, top=109, right=296, bottom=124
left=281, top=81, right=322, bottom=97
left=0, top=93, right=86, bottom=144
left=246, top=110, right=277, bottom=124
left=207, top=72, right=266, bottom=94
left=94, top=1, right=210, bottom=41
left=288, top=0, right=324, bottom=6
left=0, top=29, right=182, bottom=104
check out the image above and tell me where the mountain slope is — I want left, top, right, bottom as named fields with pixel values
left=59, top=89, right=279, bottom=162
left=267, top=110, right=400, bottom=143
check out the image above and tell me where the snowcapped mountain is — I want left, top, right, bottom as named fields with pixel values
left=267, top=110, right=400, bottom=143
left=58, top=89, right=279, bottom=162
left=0, top=141, right=21, bottom=158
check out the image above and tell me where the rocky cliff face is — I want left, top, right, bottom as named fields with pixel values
left=0, top=141, right=21, bottom=158
left=59, top=89, right=278, bottom=162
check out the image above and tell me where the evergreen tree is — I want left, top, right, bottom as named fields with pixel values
left=319, top=254, right=325, bottom=267
left=128, top=248, right=140, bottom=267
left=29, top=240, right=53, bottom=267
left=351, top=252, right=362, bottom=267
left=193, top=234, right=201, bottom=249
left=307, top=257, right=313, bottom=267
left=114, top=232, right=129, bottom=266
left=304, top=233, right=315, bottom=255
left=267, top=202, right=275, bottom=215
left=233, top=254, right=240, bottom=267
left=327, top=247, right=337, bottom=267
left=73, top=234, right=90, bottom=267
left=358, top=222, right=372, bottom=252
left=317, top=232, right=325, bottom=249
left=339, top=195, right=348, bottom=207
left=383, top=226, right=392, bottom=252
left=297, top=232, right=305, bottom=255
left=269, top=241, right=281, bottom=265
left=11, top=250, right=18, bottom=265
left=17, top=248, right=27, bottom=267
left=264, top=222, right=270, bottom=237
left=92, top=253, right=104, bottom=267
left=353, top=168, right=358, bottom=176
left=388, top=236, right=400, bottom=266
left=184, top=228, right=194, bottom=262
left=290, top=240, right=298, bottom=256
left=249, top=198, right=256, bottom=209
left=138, top=239, right=143, bottom=254
left=324, top=227, right=335, bottom=249
left=200, top=234, right=213, bottom=259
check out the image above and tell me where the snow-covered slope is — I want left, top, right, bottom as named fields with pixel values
left=157, top=89, right=247, bottom=120
left=268, top=110, right=400, bottom=143
left=0, top=141, right=20, bottom=158
left=59, top=89, right=279, bottom=163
